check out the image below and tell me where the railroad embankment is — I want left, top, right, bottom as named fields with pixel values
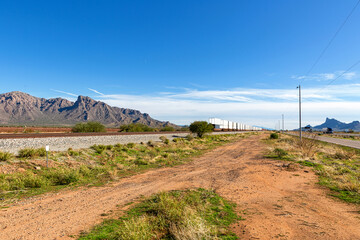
left=0, top=131, right=245, bottom=154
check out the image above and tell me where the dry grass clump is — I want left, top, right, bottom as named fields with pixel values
left=296, top=134, right=319, bottom=158
left=1, top=133, right=246, bottom=201
left=79, top=189, right=239, bottom=240
left=0, top=151, right=13, bottom=162
left=331, top=149, right=356, bottom=160
left=265, top=133, right=360, bottom=203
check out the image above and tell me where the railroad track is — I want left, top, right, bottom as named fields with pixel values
left=0, top=131, right=189, bottom=139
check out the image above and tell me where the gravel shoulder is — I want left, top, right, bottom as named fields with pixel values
left=0, top=134, right=359, bottom=239
left=289, top=132, right=360, bottom=149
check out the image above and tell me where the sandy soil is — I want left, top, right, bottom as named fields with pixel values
left=0, top=134, right=359, bottom=239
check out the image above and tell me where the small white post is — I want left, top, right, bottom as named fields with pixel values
left=45, top=145, right=49, bottom=168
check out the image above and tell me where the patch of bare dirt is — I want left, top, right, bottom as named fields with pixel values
left=0, top=134, right=359, bottom=239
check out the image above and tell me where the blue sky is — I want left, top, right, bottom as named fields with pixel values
left=1, top=0, right=360, bottom=129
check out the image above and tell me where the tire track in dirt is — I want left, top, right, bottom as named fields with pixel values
left=0, top=134, right=359, bottom=239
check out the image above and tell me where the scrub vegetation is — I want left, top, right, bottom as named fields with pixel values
left=119, top=123, right=157, bottom=132
left=265, top=133, right=360, bottom=204
left=189, top=121, right=214, bottom=138
left=329, top=134, right=360, bottom=141
left=78, top=188, right=240, bottom=240
left=0, top=133, right=252, bottom=204
left=72, top=121, right=106, bottom=133
left=119, top=123, right=181, bottom=132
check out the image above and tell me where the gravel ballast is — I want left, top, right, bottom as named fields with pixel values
left=0, top=131, right=245, bottom=154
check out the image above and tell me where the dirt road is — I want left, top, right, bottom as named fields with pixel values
left=0, top=134, right=359, bottom=239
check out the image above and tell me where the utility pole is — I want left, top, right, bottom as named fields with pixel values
left=282, top=114, right=284, bottom=132
left=297, top=85, right=302, bottom=141
left=278, top=120, right=281, bottom=131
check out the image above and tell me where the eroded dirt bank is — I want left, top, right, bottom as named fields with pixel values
left=0, top=134, right=359, bottom=239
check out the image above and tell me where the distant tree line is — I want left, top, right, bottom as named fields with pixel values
left=71, top=122, right=188, bottom=133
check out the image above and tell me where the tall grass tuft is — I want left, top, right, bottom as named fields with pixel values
left=79, top=189, right=239, bottom=240
left=0, top=151, right=13, bottom=161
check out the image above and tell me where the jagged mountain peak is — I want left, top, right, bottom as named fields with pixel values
left=0, top=91, right=175, bottom=128
left=313, top=118, right=360, bottom=131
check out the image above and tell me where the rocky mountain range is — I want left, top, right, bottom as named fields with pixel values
left=0, top=91, right=175, bottom=127
left=307, top=118, right=360, bottom=131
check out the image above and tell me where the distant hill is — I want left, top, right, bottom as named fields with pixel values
left=0, top=91, right=176, bottom=128
left=310, top=118, right=360, bottom=131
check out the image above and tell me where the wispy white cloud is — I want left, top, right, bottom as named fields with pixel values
left=96, top=84, right=360, bottom=129
left=51, top=89, right=78, bottom=97
left=88, top=88, right=104, bottom=95
left=292, top=71, right=357, bottom=82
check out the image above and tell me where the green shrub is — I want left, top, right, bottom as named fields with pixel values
left=79, top=189, right=239, bottom=240
left=126, top=143, right=135, bottom=148
left=173, top=138, right=185, bottom=143
left=119, top=123, right=155, bottom=132
left=18, top=148, right=37, bottom=158
left=134, top=158, right=148, bottom=166
left=114, top=143, right=122, bottom=148
left=273, top=148, right=288, bottom=158
left=68, top=148, right=80, bottom=156
left=105, top=145, right=113, bottom=150
left=90, top=144, right=107, bottom=154
left=160, top=126, right=175, bottom=132
left=159, top=136, right=169, bottom=144
left=37, top=147, right=46, bottom=157
left=44, top=168, right=81, bottom=185
left=23, top=173, right=49, bottom=188
left=72, top=121, right=106, bottom=133
left=147, top=141, right=155, bottom=147
left=185, top=134, right=194, bottom=141
left=269, top=133, right=279, bottom=139
left=0, top=151, right=13, bottom=161
left=189, top=121, right=214, bottom=138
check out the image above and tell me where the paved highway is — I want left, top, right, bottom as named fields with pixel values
left=289, top=132, right=360, bottom=149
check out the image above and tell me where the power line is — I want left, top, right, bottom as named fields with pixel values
left=314, top=58, right=360, bottom=94
left=302, top=0, right=360, bottom=81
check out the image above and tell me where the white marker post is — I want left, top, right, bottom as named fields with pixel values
left=45, top=145, right=49, bottom=168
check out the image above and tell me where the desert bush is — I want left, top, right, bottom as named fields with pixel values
left=37, top=147, right=46, bottom=157
left=72, top=121, right=106, bottom=133
left=18, top=147, right=47, bottom=158
left=119, top=123, right=155, bottom=132
left=186, top=134, right=194, bottom=141
left=105, top=145, right=113, bottom=150
left=68, top=148, right=80, bottom=156
left=297, top=134, right=319, bottom=158
left=126, top=143, right=135, bottom=148
left=1, top=172, right=49, bottom=190
left=18, top=148, right=37, bottom=158
left=90, top=144, right=107, bottom=154
left=189, top=121, right=214, bottom=138
left=44, top=168, right=81, bottom=185
left=159, top=136, right=169, bottom=144
left=0, top=151, right=13, bottom=161
left=160, top=126, right=175, bottom=132
left=147, top=141, right=155, bottom=147
left=79, top=189, right=239, bottom=240
left=134, top=158, right=148, bottom=166
left=114, top=143, right=122, bottom=148
left=332, top=149, right=356, bottom=160
left=179, top=126, right=190, bottom=131
left=269, top=133, right=279, bottom=139
left=273, top=148, right=288, bottom=158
